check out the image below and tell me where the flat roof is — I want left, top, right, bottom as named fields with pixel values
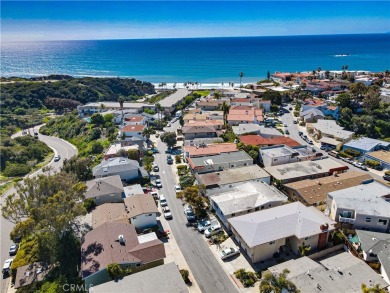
left=285, top=171, right=372, bottom=205
left=268, top=252, right=388, bottom=293
left=159, top=88, right=190, bottom=107
left=196, top=165, right=270, bottom=188
left=92, top=262, right=188, bottom=293
left=188, top=150, right=252, bottom=168
left=210, top=181, right=287, bottom=215
left=309, top=120, right=354, bottom=140
left=228, top=202, right=335, bottom=247
left=82, top=101, right=150, bottom=109
left=328, top=180, right=390, bottom=217
left=232, top=124, right=263, bottom=135
left=367, top=150, right=390, bottom=164
left=344, top=137, right=390, bottom=152
left=184, top=143, right=238, bottom=157
left=264, top=158, right=347, bottom=180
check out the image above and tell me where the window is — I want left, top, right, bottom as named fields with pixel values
left=261, top=206, right=264, bottom=210
left=247, top=209, right=251, bottom=213
left=342, top=211, right=352, bottom=218
left=269, top=204, right=271, bottom=207
left=269, top=241, right=275, bottom=245
left=366, top=217, right=372, bottom=223
left=305, top=236, right=311, bottom=240
left=378, top=219, right=388, bottom=225
left=255, top=207, right=259, bottom=211
left=232, top=213, right=235, bottom=217
left=148, top=214, right=152, bottom=216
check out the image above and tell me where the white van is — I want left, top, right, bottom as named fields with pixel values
left=159, top=195, right=168, bottom=207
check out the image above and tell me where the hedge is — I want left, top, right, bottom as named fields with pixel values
left=2, top=164, right=32, bottom=177
left=343, top=148, right=361, bottom=157
left=365, top=159, right=380, bottom=168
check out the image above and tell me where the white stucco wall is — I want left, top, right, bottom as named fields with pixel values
left=131, top=213, right=158, bottom=229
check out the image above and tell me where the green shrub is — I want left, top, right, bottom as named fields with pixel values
left=107, top=263, right=124, bottom=280
left=10, top=236, right=40, bottom=278
left=365, top=159, right=380, bottom=168
left=175, top=155, right=182, bottom=164
left=344, top=148, right=361, bottom=157
left=385, top=170, right=390, bottom=176
left=339, top=151, right=353, bottom=159
left=180, top=269, right=191, bottom=284
left=83, top=198, right=96, bottom=212
left=177, top=165, right=187, bottom=170
left=3, top=164, right=32, bottom=177
left=234, top=269, right=257, bottom=287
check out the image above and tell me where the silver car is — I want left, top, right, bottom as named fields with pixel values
left=219, top=247, right=240, bottom=260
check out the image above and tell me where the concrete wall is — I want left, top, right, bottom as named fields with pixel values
left=261, top=152, right=293, bottom=167
left=354, top=214, right=390, bottom=233
left=94, top=193, right=123, bottom=206
left=131, top=213, right=158, bottom=229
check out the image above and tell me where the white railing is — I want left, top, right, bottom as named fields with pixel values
left=339, top=215, right=355, bottom=224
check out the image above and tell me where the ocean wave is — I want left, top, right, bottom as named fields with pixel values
left=334, top=54, right=350, bottom=57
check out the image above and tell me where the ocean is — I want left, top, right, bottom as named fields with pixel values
left=1, top=34, right=389, bottom=83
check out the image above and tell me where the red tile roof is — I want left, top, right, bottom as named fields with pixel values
left=239, top=135, right=301, bottom=147
left=232, top=98, right=252, bottom=103
left=122, top=124, right=146, bottom=132
left=184, top=143, right=238, bottom=157
left=124, top=116, right=145, bottom=122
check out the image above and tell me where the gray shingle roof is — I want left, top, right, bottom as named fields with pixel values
left=92, top=262, right=187, bottom=293
left=355, top=229, right=390, bottom=254
left=189, top=150, right=252, bottom=167
left=92, top=157, right=140, bottom=177
left=85, top=175, right=124, bottom=199
left=228, top=202, right=335, bottom=247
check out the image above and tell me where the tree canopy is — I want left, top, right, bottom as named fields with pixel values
left=161, top=131, right=177, bottom=147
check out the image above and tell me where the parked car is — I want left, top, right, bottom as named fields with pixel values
left=356, top=163, right=368, bottom=171
left=155, top=133, right=160, bottom=138
left=159, top=194, right=168, bottom=207
left=156, top=179, right=162, bottom=188
left=151, top=191, right=159, bottom=199
left=153, top=164, right=159, bottom=172
left=197, top=219, right=212, bottom=233
left=283, top=123, right=287, bottom=127
left=285, top=129, right=290, bottom=135
left=184, top=204, right=196, bottom=221
left=308, top=140, right=314, bottom=145
left=220, top=247, right=240, bottom=260
left=167, top=123, right=171, bottom=127
left=167, top=155, right=173, bottom=164
left=151, top=147, right=159, bottom=154
left=162, top=206, right=172, bottom=219
left=54, top=155, right=61, bottom=162
left=9, top=243, right=19, bottom=256
left=289, top=107, right=293, bottom=110
left=298, top=131, right=303, bottom=136
left=174, top=185, right=181, bottom=193
left=383, top=175, right=390, bottom=182
left=2, top=259, right=12, bottom=277
left=320, top=145, right=327, bottom=150
left=205, top=225, right=223, bottom=238
left=293, top=120, right=298, bottom=124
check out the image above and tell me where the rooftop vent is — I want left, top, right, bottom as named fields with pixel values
left=118, top=234, right=125, bottom=244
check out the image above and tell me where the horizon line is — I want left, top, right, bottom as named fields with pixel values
left=2, top=32, right=389, bottom=43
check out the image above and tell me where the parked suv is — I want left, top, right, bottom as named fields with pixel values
left=184, top=204, right=196, bottom=221
left=205, top=224, right=223, bottom=238
left=197, top=219, right=212, bottom=233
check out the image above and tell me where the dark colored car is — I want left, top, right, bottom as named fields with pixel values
left=167, top=155, right=173, bottom=164
left=383, top=175, right=390, bottom=182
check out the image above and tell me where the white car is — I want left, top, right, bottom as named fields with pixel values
left=54, top=155, right=61, bottom=162
left=205, top=225, right=223, bottom=238
left=197, top=219, right=211, bottom=233
left=162, top=206, right=172, bottom=219
left=220, top=247, right=240, bottom=260
left=167, top=123, right=171, bottom=127
left=283, top=123, right=287, bottom=127
left=174, top=185, right=182, bottom=193
left=156, top=179, right=162, bottom=188
left=2, top=259, right=12, bottom=275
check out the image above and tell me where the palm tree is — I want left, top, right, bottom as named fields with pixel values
left=298, top=242, right=311, bottom=256
left=231, top=82, right=235, bottom=88
left=99, top=103, right=106, bottom=113
left=259, top=269, right=298, bottom=293
left=119, top=97, right=125, bottom=123
left=239, top=72, right=244, bottom=87
left=317, top=67, right=322, bottom=78
left=155, top=103, right=162, bottom=121
left=221, top=82, right=224, bottom=89
left=195, top=81, right=199, bottom=89
left=221, top=101, right=230, bottom=126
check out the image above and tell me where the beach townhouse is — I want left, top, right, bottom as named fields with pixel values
left=227, top=107, right=264, bottom=126
left=195, top=165, right=271, bottom=197
left=92, top=157, right=143, bottom=181
left=77, top=102, right=153, bottom=118
left=181, top=123, right=223, bottom=141
left=232, top=123, right=263, bottom=135
left=124, top=194, right=160, bottom=230
left=123, top=115, right=147, bottom=126
left=81, top=222, right=165, bottom=288
left=158, top=88, right=190, bottom=112
left=197, top=100, right=226, bottom=111
left=183, top=113, right=209, bottom=124
left=260, top=145, right=321, bottom=167
left=264, top=157, right=348, bottom=184
left=228, top=202, right=335, bottom=263
left=85, top=175, right=125, bottom=205
left=326, top=180, right=390, bottom=233
left=270, top=72, right=292, bottom=83
left=120, top=124, right=146, bottom=140
left=267, top=252, right=388, bottom=293
left=210, top=181, right=287, bottom=229
left=187, top=150, right=253, bottom=174
left=284, top=171, right=372, bottom=207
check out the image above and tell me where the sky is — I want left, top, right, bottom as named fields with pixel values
left=1, top=1, right=390, bottom=42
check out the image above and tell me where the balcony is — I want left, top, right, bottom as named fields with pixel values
left=339, top=215, right=355, bottom=224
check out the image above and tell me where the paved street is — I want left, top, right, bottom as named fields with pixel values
left=153, top=138, right=238, bottom=293
left=0, top=127, right=78, bottom=293
left=279, top=105, right=383, bottom=181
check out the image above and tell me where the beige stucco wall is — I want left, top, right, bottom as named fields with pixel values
left=252, top=238, right=286, bottom=263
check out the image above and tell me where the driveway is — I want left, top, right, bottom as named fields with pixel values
left=0, top=127, right=78, bottom=293
left=153, top=139, right=237, bottom=293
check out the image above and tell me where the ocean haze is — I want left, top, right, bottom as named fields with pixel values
left=1, top=34, right=389, bottom=83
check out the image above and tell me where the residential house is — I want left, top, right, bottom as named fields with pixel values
left=302, top=98, right=340, bottom=120
left=124, top=194, right=160, bottom=230
left=211, top=181, right=287, bottom=229
left=195, top=165, right=271, bottom=197
left=92, top=262, right=188, bottom=293
left=239, top=135, right=301, bottom=148
left=365, top=150, right=390, bottom=170
left=227, top=107, right=264, bottom=125
left=183, top=137, right=224, bottom=146
left=228, top=202, right=335, bottom=263
left=260, top=145, right=321, bottom=167
left=121, top=124, right=146, bottom=140
left=14, top=262, right=54, bottom=290
left=271, top=72, right=292, bottom=83
left=184, top=143, right=238, bottom=159
left=354, top=229, right=390, bottom=263
left=185, top=120, right=223, bottom=130
left=81, top=222, right=165, bottom=288
left=123, top=115, right=147, bottom=126
left=257, top=100, right=271, bottom=112
left=92, top=203, right=129, bottom=228
left=197, top=100, right=225, bottom=111
left=183, top=113, right=209, bottom=124
left=119, top=136, right=146, bottom=150
left=284, top=171, right=373, bottom=207
left=85, top=175, right=124, bottom=205
left=327, top=180, right=390, bottom=232
left=306, top=120, right=354, bottom=148
left=267, top=252, right=388, bottom=293
left=93, top=157, right=143, bottom=181
left=104, top=143, right=140, bottom=160
left=77, top=102, right=153, bottom=118
left=158, top=88, right=190, bottom=112
left=141, top=112, right=165, bottom=124
left=322, top=105, right=340, bottom=120
left=203, top=110, right=224, bottom=120
left=230, top=98, right=253, bottom=107
left=343, top=137, right=390, bottom=154
left=182, top=125, right=222, bottom=140
left=299, top=108, right=325, bottom=123
left=187, top=150, right=253, bottom=174
left=264, top=158, right=348, bottom=184
left=232, top=124, right=263, bottom=135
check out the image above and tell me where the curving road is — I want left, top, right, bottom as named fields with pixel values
left=0, top=126, right=78, bottom=293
